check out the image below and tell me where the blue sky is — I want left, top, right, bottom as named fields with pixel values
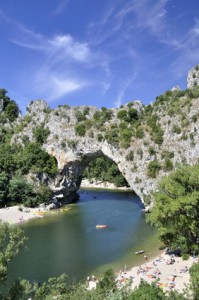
left=0, top=0, right=199, bottom=113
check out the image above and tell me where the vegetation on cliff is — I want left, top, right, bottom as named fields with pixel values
left=0, top=89, right=20, bottom=122
left=0, top=100, right=57, bottom=207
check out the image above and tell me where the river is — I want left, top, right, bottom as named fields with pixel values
left=7, top=189, right=161, bottom=284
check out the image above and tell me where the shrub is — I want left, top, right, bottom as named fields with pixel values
left=148, top=147, right=156, bottom=156
left=97, top=134, right=103, bottom=142
left=33, top=123, right=50, bottom=144
left=163, top=158, right=173, bottom=171
left=161, top=150, right=174, bottom=159
left=126, top=150, right=134, bottom=161
left=117, top=109, right=128, bottom=121
left=192, top=115, right=198, bottom=123
left=172, top=125, right=181, bottom=134
left=75, top=110, right=86, bottom=122
left=136, top=127, right=144, bottom=139
left=75, top=124, right=86, bottom=136
left=147, top=160, right=161, bottom=178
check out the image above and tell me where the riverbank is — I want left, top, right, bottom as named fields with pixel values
left=0, top=205, right=43, bottom=224
left=88, top=251, right=198, bottom=294
left=81, top=179, right=131, bottom=190
left=0, top=205, right=70, bottom=225
left=115, top=252, right=197, bottom=293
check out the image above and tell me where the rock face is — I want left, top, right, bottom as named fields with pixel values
left=13, top=67, right=199, bottom=209
left=187, top=65, right=199, bottom=88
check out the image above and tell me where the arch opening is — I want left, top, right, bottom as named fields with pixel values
left=81, top=155, right=129, bottom=189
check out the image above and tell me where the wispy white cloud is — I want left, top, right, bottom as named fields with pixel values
left=191, top=18, right=199, bottom=36
left=35, top=71, right=86, bottom=101
left=102, top=81, right=111, bottom=95
left=114, top=75, right=136, bottom=107
left=53, top=0, right=69, bottom=15
left=170, top=18, right=199, bottom=79
left=12, top=28, right=91, bottom=63
left=131, top=0, right=168, bottom=38
left=8, top=24, right=93, bottom=101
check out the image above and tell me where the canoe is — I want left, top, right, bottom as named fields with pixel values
left=96, top=224, right=108, bottom=229
left=135, top=250, right=145, bottom=255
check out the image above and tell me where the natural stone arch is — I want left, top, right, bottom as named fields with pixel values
left=51, top=148, right=133, bottom=203
left=15, top=70, right=199, bottom=209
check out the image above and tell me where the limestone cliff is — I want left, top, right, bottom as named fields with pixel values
left=12, top=66, right=199, bottom=208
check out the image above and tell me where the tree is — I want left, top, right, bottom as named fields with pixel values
left=8, top=176, right=38, bottom=207
left=148, top=164, right=199, bottom=254
left=0, top=172, right=9, bottom=204
left=189, top=261, right=199, bottom=299
left=0, top=89, right=20, bottom=121
left=128, top=281, right=167, bottom=300
left=0, top=222, right=26, bottom=287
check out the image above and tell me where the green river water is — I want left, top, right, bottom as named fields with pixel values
left=7, top=189, right=162, bottom=284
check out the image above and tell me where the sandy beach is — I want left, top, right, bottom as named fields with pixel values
left=0, top=205, right=46, bottom=224
left=115, top=252, right=198, bottom=294
left=88, top=252, right=198, bottom=293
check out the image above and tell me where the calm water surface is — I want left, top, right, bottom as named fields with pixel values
left=7, top=189, right=161, bottom=284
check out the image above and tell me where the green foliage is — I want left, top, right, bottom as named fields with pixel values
left=0, top=172, right=9, bottom=204
left=105, top=129, right=119, bottom=145
left=20, top=142, right=58, bottom=176
left=34, top=274, right=69, bottom=299
left=67, top=140, right=77, bottom=149
left=97, top=269, right=117, bottom=295
left=135, top=127, right=144, bottom=139
left=128, top=281, right=167, bottom=300
left=75, top=110, right=87, bottom=122
left=33, top=123, right=50, bottom=144
left=163, top=158, right=173, bottom=171
left=146, top=114, right=164, bottom=144
left=4, top=101, right=20, bottom=121
left=147, top=160, right=161, bottom=178
left=117, top=108, right=138, bottom=123
left=194, top=65, right=199, bottom=71
left=97, top=133, right=104, bottom=142
left=0, top=89, right=20, bottom=121
left=83, top=106, right=90, bottom=116
left=117, top=109, right=126, bottom=121
left=120, top=128, right=132, bottom=145
left=0, top=222, right=26, bottom=287
left=148, top=164, right=199, bottom=254
left=161, top=150, right=174, bottom=159
left=126, top=150, right=134, bottom=161
left=75, top=123, right=86, bottom=136
left=0, top=126, right=57, bottom=207
left=83, top=157, right=129, bottom=187
left=148, top=147, right=156, bottom=156
left=8, top=176, right=40, bottom=207
left=189, top=261, right=199, bottom=299
left=172, top=125, right=181, bottom=134
left=191, top=114, right=198, bottom=123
